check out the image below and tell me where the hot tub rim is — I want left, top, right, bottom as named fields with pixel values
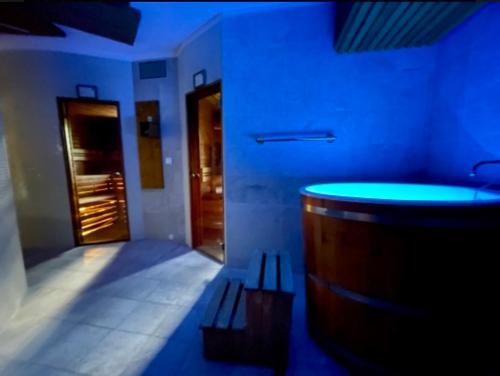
left=300, top=182, right=500, bottom=208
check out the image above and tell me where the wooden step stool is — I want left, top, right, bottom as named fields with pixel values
left=245, top=250, right=295, bottom=368
left=200, top=278, right=246, bottom=361
left=200, top=250, right=294, bottom=369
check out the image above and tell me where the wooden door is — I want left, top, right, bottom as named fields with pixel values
left=186, top=81, right=224, bottom=262
left=58, top=98, right=130, bottom=245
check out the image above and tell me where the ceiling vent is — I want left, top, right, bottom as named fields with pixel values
left=335, top=2, right=482, bottom=53
left=139, top=60, right=167, bottom=79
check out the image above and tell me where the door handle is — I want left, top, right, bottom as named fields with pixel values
left=191, top=172, right=200, bottom=178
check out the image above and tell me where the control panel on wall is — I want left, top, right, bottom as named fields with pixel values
left=135, top=100, right=164, bottom=189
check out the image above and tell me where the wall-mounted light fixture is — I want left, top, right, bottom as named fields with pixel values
left=193, top=70, right=206, bottom=89
left=76, top=84, right=98, bottom=99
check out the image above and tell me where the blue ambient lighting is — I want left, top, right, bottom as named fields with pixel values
left=303, top=183, right=500, bottom=203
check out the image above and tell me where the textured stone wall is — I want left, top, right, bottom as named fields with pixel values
left=0, top=111, right=27, bottom=328
left=0, top=51, right=144, bottom=264
left=133, top=59, right=185, bottom=242
left=427, top=4, right=500, bottom=185
left=221, top=4, right=437, bottom=271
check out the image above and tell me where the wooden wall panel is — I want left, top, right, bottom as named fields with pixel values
left=302, top=193, right=500, bottom=373
left=135, top=100, right=164, bottom=189
left=335, top=2, right=482, bottom=53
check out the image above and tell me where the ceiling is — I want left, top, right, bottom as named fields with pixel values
left=0, top=2, right=319, bottom=61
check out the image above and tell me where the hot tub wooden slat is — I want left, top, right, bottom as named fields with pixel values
left=301, top=188, right=500, bottom=373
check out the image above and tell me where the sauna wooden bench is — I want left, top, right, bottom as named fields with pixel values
left=200, top=250, right=295, bottom=369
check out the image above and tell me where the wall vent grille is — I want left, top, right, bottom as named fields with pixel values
left=139, top=60, right=167, bottom=79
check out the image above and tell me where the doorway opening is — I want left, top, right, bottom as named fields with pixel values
left=58, top=98, right=130, bottom=245
left=187, top=81, right=224, bottom=263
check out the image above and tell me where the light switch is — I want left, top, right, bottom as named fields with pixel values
left=165, top=157, right=172, bottom=165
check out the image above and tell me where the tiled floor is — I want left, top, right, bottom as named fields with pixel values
left=0, top=240, right=348, bottom=376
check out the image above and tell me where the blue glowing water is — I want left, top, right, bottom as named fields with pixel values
left=303, top=183, right=500, bottom=203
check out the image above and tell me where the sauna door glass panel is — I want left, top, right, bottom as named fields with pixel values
left=187, top=83, right=224, bottom=263
left=60, top=100, right=130, bottom=245
left=198, top=93, right=223, bottom=258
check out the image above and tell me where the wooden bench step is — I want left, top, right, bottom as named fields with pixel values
left=244, top=250, right=295, bottom=368
left=201, top=250, right=295, bottom=368
left=201, top=278, right=246, bottom=331
left=201, top=278, right=247, bottom=361
left=245, top=250, right=294, bottom=294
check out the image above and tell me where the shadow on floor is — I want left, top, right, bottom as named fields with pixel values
left=1, top=240, right=348, bottom=375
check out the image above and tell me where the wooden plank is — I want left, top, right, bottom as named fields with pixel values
left=245, top=250, right=263, bottom=290
left=335, top=2, right=362, bottom=51
left=201, top=279, right=228, bottom=328
left=81, top=210, right=118, bottom=225
left=0, top=5, right=66, bottom=37
left=336, top=2, right=373, bottom=52
left=215, top=280, right=241, bottom=329
left=379, top=2, right=424, bottom=50
left=76, top=174, right=114, bottom=181
left=67, top=102, right=118, bottom=118
left=78, top=194, right=115, bottom=205
left=334, top=2, right=482, bottom=54
left=263, top=253, right=277, bottom=291
left=412, top=3, right=465, bottom=46
left=401, top=3, right=452, bottom=47
left=41, top=2, right=141, bottom=45
left=349, top=2, right=386, bottom=52
left=387, top=2, right=436, bottom=49
left=367, top=2, right=411, bottom=50
left=424, top=3, right=481, bottom=45
left=279, top=252, right=294, bottom=294
left=358, top=2, right=399, bottom=51
left=232, top=286, right=246, bottom=330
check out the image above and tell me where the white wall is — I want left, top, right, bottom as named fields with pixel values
left=133, top=59, right=185, bottom=241
left=0, top=109, right=27, bottom=328
left=177, top=21, right=222, bottom=247
left=0, top=51, right=144, bottom=264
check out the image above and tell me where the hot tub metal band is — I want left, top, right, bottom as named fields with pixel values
left=303, top=203, right=490, bottom=228
left=308, top=273, right=430, bottom=319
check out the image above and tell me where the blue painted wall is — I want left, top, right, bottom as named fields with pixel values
left=177, top=21, right=222, bottom=246
left=427, top=4, right=500, bottom=185
left=0, top=112, right=26, bottom=328
left=0, top=51, right=144, bottom=262
left=133, top=58, right=185, bottom=242
left=221, top=4, right=437, bottom=270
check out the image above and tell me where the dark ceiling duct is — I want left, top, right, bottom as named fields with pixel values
left=0, top=2, right=141, bottom=45
left=335, top=2, right=483, bottom=53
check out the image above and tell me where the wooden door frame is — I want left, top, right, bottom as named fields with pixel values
left=57, top=97, right=131, bottom=246
left=186, top=80, right=223, bottom=254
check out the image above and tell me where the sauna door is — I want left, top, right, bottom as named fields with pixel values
left=59, top=98, right=130, bottom=245
left=187, top=82, right=224, bottom=262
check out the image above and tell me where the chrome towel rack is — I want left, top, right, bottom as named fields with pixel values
left=255, top=132, right=336, bottom=144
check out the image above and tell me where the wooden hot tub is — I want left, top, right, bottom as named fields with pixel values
left=301, top=183, right=500, bottom=373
